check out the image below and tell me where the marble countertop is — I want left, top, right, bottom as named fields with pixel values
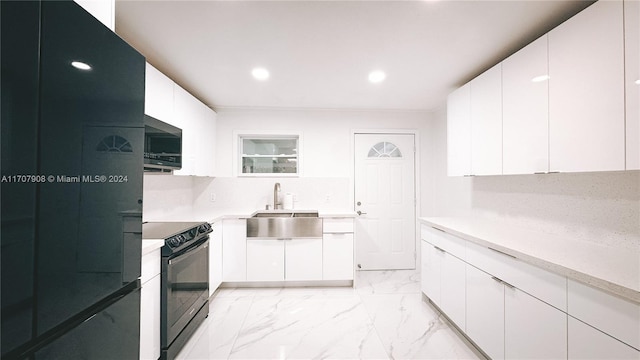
left=419, top=217, right=640, bottom=304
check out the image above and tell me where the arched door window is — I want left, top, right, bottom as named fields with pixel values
left=367, top=142, right=402, bottom=158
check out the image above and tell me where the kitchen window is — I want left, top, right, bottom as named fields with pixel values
left=238, top=135, right=300, bottom=176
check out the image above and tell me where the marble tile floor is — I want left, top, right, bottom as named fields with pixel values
left=176, top=270, right=484, bottom=360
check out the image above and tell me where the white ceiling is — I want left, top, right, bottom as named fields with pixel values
left=115, top=0, right=593, bottom=112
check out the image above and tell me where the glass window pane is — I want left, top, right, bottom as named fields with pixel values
left=367, top=142, right=402, bottom=158
left=242, top=138, right=297, bottom=156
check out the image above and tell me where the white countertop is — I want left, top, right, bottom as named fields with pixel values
left=419, top=217, right=640, bottom=304
left=206, top=210, right=357, bottom=223
left=142, top=239, right=164, bottom=256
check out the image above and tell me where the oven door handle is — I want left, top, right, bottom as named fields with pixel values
left=168, top=238, right=209, bottom=266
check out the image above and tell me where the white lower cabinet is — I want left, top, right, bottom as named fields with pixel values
left=421, top=240, right=442, bottom=305
left=420, top=237, right=464, bottom=329
left=505, top=285, right=567, bottom=360
left=420, top=223, right=639, bottom=360
left=222, top=219, right=246, bottom=282
left=285, top=238, right=322, bottom=281
left=246, top=240, right=285, bottom=281
left=246, top=238, right=322, bottom=282
left=440, top=251, right=466, bottom=330
left=568, top=317, right=640, bottom=360
left=568, top=279, right=640, bottom=350
left=208, top=221, right=223, bottom=296
left=466, top=264, right=505, bottom=360
left=322, top=233, right=354, bottom=280
left=140, top=248, right=161, bottom=360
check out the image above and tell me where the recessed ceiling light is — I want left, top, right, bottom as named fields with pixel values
left=71, top=61, right=91, bottom=70
left=368, top=70, right=386, bottom=83
left=635, top=79, right=640, bottom=85
left=531, top=74, right=550, bottom=82
left=252, top=68, right=270, bottom=81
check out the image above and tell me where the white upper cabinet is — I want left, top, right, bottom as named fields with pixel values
left=471, top=63, right=503, bottom=176
left=144, top=64, right=216, bottom=177
left=447, top=83, right=472, bottom=176
left=144, top=63, right=175, bottom=126
left=173, top=84, right=200, bottom=176
left=172, top=84, right=216, bottom=177
left=548, top=0, right=625, bottom=172
left=200, top=106, right=217, bottom=177
left=74, top=0, right=114, bottom=31
left=502, top=36, right=550, bottom=175
left=626, top=0, right=640, bottom=170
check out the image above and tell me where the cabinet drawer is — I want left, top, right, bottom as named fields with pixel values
left=568, top=279, right=640, bottom=350
left=323, top=218, right=354, bottom=233
left=466, top=240, right=567, bottom=311
left=569, top=316, right=640, bottom=359
left=141, top=248, right=161, bottom=284
left=422, top=226, right=465, bottom=260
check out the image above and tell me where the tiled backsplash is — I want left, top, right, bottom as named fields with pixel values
left=143, top=174, right=350, bottom=222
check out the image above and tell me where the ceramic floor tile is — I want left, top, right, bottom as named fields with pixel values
left=228, top=295, right=389, bottom=359
left=177, top=270, right=481, bottom=360
left=355, top=269, right=421, bottom=295
left=180, top=297, right=253, bottom=360
left=361, top=293, right=483, bottom=360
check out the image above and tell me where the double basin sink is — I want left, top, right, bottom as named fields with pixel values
left=246, top=210, right=322, bottom=239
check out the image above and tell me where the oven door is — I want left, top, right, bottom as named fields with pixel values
left=163, top=238, right=209, bottom=347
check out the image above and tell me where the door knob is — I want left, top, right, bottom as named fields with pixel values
left=357, top=210, right=367, bottom=216
left=356, top=201, right=362, bottom=206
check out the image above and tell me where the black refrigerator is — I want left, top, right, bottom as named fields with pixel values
left=1, top=1, right=145, bottom=358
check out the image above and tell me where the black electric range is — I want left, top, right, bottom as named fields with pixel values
left=142, top=221, right=212, bottom=360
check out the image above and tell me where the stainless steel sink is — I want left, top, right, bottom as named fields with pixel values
left=247, top=211, right=322, bottom=239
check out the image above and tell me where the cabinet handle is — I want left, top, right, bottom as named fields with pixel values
left=431, top=227, right=446, bottom=233
left=488, top=247, right=516, bottom=259
left=491, top=276, right=503, bottom=284
left=502, top=281, right=516, bottom=289
left=433, top=246, right=446, bottom=253
left=534, top=172, right=547, bottom=175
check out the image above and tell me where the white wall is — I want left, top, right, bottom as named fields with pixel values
left=428, top=106, right=640, bottom=250
left=213, top=107, right=433, bottom=213
left=143, top=174, right=199, bottom=221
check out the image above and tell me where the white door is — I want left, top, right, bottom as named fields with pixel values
left=354, top=133, right=416, bottom=270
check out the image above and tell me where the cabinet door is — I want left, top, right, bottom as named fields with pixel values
left=440, top=252, right=466, bottom=330
left=144, top=63, right=175, bottom=126
left=246, top=240, right=284, bottom=281
left=568, top=317, right=640, bottom=360
left=471, top=63, right=503, bottom=176
left=568, top=279, right=640, bottom=350
left=502, top=36, right=549, bottom=175
left=322, top=233, right=354, bottom=280
left=173, top=84, right=201, bottom=176
left=626, top=0, right=640, bottom=170
left=548, top=0, right=625, bottom=172
left=447, top=83, right=472, bottom=176
left=466, top=264, right=505, bottom=360
left=222, top=219, right=246, bottom=282
left=140, top=274, right=161, bottom=360
left=421, top=241, right=442, bottom=305
left=505, top=287, right=567, bottom=359
left=285, top=238, right=322, bottom=281
left=200, top=106, right=217, bottom=177
left=208, top=222, right=223, bottom=296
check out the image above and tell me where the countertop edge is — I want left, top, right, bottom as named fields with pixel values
left=142, top=239, right=164, bottom=256
left=418, top=217, right=640, bottom=304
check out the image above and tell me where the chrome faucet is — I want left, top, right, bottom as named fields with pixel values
left=273, top=182, right=281, bottom=210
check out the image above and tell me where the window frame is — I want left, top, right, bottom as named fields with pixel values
left=234, top=131, right=303, bottom=177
